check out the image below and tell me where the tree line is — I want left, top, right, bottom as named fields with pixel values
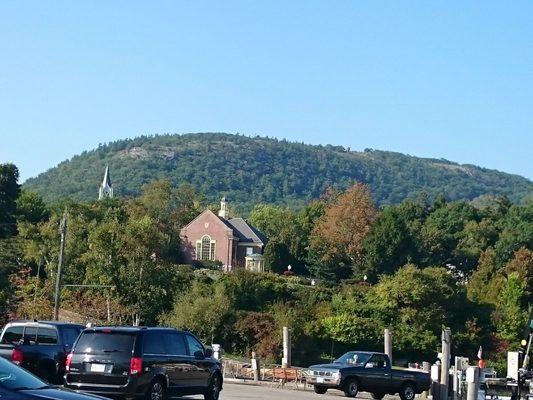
left=1, top=163, right=532, bottom=371
left=23, top=133, right=533, bottom=212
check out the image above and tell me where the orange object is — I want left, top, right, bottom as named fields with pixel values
left=478, top=359, right=485, bottom=368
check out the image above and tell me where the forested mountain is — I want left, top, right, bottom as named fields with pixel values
left=24, top=133, right=532, bottom=211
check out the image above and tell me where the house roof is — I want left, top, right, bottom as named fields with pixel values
left=224, top=217, right=268, bottom=245
left=180, top=209, right=234, bottom=235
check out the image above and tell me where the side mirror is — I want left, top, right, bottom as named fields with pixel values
left=365, top=362, right=374, bottom=369
left=194, top=350, right=205, bottom=359
left=204, top=348, right=213, bottom=358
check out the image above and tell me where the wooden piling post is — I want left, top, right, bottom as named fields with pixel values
left=421, top=362, right=431, bottom=400
left=252, top=351, right=260, bottom=382
left=384, top=328, right=392, bottom=364
left=440, top=328, right=452, bottom=400
left=466, top=366, right=479, bottom=400
left=282, top=327, right=291, bottom=368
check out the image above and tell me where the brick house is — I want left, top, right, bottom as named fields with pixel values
left=179, top=198, right=268, bottom=271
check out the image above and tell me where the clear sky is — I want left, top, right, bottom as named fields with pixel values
left=1, top=1, right=532, bottom=181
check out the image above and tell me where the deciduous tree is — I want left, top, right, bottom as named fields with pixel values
left=308, top=184, right=377, bottom=282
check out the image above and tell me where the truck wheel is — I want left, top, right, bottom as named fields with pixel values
left=399, top=383, right=416, bottom=400
left=343, top=378, right=359, bottom=398
left=314, top=385, right=328, bottom=394
left=372, top=393, right=385, bottom=400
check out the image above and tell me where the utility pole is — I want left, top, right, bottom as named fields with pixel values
left=53, top=209, right=67, bottom=321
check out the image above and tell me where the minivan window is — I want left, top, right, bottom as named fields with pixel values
left=143, top=332, right=166, bottom=354
left=185, top=334, right=204, bottom=356
left=37, top=327, right=58, bottom=345
left=164, top=332, right=187, bottom=355
left=74, top=331, right=135, bottom=354
left=0, top=326, right=23, bottom=344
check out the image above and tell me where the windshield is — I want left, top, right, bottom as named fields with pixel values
left=0, top=357, right=48, bottom=390
left=335, top=352, right=373, bottom=366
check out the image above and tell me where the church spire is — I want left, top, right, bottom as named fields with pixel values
left=218, top=196, right=228, bottom=219
left=98, top=165, right=113, bottom=200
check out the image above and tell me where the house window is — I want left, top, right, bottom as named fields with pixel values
left=246, top=247, right=254, bottom=256
left=196, top=235, right=216, bottom=261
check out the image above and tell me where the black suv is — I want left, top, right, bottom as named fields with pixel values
left=64, top=326, right=222, bottom=400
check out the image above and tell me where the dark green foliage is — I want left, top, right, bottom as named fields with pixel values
left=16, top=190, right=50, bottom=224
left=362, top=200, right=427, bottom=279
left=24, top=133, right=532, bottom=213
left=2, top=158, right=531, bottom=367
left=0, top=163, right=21, bottom=238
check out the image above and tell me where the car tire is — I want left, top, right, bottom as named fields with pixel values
left=204, top=373, right=222, bottom=400
left=343, top=378, right=359, bottom=398
left=314, top=385, right=328, bottom=394
left=145, top=379, right=166, bottom=400
left=372, top=393, right=385, bottom=400
left=399, top=383, right=416, bottom=400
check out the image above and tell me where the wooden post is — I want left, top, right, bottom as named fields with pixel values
left=421, top=362, right=431, bottom=400
left=440, top=328, right=452, bottom=400
left=384, top=328, right=392, bottom=364
left=431, top=363, right=441, bottom=400
left=466, top=366, right=479, bottom=400
left=53, top=209, right=67, bottom=321
left=252, top=351, right=260, bottom=382
left=282, top=327, right=291, bottom=368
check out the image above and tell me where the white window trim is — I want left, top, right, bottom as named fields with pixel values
left=196, top=235, right=217, bottom=261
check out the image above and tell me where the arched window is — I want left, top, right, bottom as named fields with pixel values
left=196, top=235, right=216, bottom=261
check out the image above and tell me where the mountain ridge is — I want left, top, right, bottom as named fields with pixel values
left=24, top=132, right=532, bottom=211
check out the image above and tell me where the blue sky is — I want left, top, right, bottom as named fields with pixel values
left=1, top=1, right=532, bottom=181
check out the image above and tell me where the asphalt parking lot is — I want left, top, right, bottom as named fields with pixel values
left=177, top=382, right=389, bottom=399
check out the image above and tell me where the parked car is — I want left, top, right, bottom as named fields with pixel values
left=64, top=326, right=223, bottom=400
left=0, top=321, right=84, bottom=383
left=307, top=351, right=431, bottom=399
left=0, top=356, right=109, bottom=400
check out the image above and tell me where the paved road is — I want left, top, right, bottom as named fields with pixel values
left=176, top=382, right=390, bottom=399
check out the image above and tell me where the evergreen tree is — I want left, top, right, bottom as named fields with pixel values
left=0, top=163, right=21, bottom=238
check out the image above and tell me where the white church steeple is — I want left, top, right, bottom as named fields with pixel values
left=98, top=165, right=113, bottom=200
left=218, top=196, right=228, bottom=219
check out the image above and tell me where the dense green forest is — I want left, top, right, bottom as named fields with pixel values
left=24, top=133, right=532, bottom=213
left=2, top=162, right=532, bottom=371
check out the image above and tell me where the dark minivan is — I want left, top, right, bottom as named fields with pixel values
left=64, top=326, right=222, bottom=400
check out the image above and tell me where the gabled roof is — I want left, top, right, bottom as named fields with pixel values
left=180, top=209, right=234, bottom=234
left=225, top=217, right=268, bottom=245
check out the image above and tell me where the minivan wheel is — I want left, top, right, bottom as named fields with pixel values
left=204, top=373, right=221, bottom=400
left=146, top=379, right=166, bottom=400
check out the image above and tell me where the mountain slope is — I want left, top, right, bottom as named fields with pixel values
left=24, top=133, right=532, bottom=211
